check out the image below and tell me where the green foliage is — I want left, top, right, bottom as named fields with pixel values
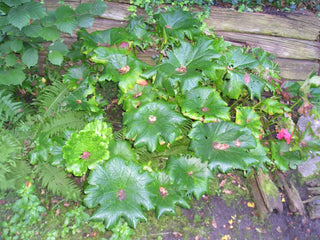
left=1, top=182, right=47, bottom=239
left=167, top=155, right=212, bottom=199
left=148, top=171, right=190, bottom=218
left=84, top=159, right=153, bottom=228
left=0, top=0, right=107, bottom=86
left=63, top=120, right=113, bottom=176
left=123, top=102, right=186, bottom=152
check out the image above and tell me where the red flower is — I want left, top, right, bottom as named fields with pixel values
left=276, top=128, right=292, bottom=144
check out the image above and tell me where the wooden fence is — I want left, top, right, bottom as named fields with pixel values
left=44, top=0, right=320, bottom=81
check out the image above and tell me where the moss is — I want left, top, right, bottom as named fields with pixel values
left=260, top=178, right=279, bottom=198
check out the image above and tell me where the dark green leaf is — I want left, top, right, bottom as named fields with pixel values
left=148, top=172, right=190, bottom=218
left=22, top=47, right=38, bottom=68
left=40, top=27, right=61, bottom=42
left=89, top=0, right=107, bottom=15
left=8, top=5, right=30, bottom=30
left=25, top=1, right=47, bottom=20
left=235, top=107, right=263, bottom=138
left=84, top=159, right=153, bottom=228
left=180, top=87, right=230, bottom=122
left=55, top=5, right=77, bottom=34
left=0, top=68, right=26, bottom=85
left=271, top=141, right=302, bottom=171
left=167, top=155, right=212, bottom=199
left=10, top=39, right=23, bottom=52
left=123, top=102, right=186, bottom=152
left=77, top=14, right=94, bottom=28
left=189, top=121, right=259, bottom=172
left=48, top=50, right=63, bottom=65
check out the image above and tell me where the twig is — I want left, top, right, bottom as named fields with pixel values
left=302, top=195, right=320, bottom=204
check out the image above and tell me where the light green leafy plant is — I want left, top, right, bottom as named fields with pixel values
left=63, top=120, right=113, bottom=176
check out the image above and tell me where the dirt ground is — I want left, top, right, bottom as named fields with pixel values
left=134, top=169, right=320, bottom=240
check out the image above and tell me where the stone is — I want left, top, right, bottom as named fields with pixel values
left=297, top=114, right=320, bottom=178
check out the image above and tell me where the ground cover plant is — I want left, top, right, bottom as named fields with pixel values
left=1, top=0, right=320, bottom=239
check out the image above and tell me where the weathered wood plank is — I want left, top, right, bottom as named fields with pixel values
left=205, top=8, right=320, bottom=41
left=276, top=58, right=319, bottom=80
left=215, top=32, right=320, bottom=60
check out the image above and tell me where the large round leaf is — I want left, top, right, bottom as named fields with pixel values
left=84, top=159, right=153, bottom=229
left=123, top=102, right=186, bottom=152
left=180, top=87, right=230, bottom=122
left=167, top=155, right=212, bottom=200
left=189, top=121, right=260, bottom=172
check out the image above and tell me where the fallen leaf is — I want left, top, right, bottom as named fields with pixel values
left=55, top=208, right=60, bottom=216
left=221, top=234, right=231, bottom=240
left=247, top=201, right=255, bottom=208
left=276, top=226, right=282, bottom=233
left=222, top=189, right=234, bottom=195
left=212, top=218, right=217, bottom=228
left=219, top=179, right=227, bottom=188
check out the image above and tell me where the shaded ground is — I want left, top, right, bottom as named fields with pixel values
left=134, top=170, right=320, bottom=240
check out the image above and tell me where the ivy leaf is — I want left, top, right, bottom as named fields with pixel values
left=55, top=5, right=77, bottom=34
left=235, top=107, right=263, bottom=138
left=22, top=47, right=38, bottom=68
left=167, top=155, right=212, bottom=199
left=260, top=98, right=291, bottom=115
left=180, top=87, right=230, bottom=122
left=189, top=121, right=259, bottom=172
left=123, top=102, right=186, bottom=152
left=84, top=159, right=153, bottom=229
left=0, top=68, right=26, bottom=85
left=271, top=142, right=302, bottom=171
left=154, top=8, right=201, bottom=42
left=148, top=172, right=190, bottom=218
left=8, top=5, right=30, bottom=30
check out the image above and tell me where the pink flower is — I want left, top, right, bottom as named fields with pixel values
left=276, top=128, right=292, bottom=144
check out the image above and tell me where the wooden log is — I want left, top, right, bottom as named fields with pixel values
left=248, top=173, right=269, bottom=220
left=275, top=58, right=319, bottom=81
left=215, top=32, right=320, bottom=60
left=309, top=204, right=320, bottom=219
left=276, top=171, right=306, bottom=216
left=308, top=187, right=320, bottom=195
left=254, top=168, right=283, bottom=213
left=205, top=8, right=320, bottom=41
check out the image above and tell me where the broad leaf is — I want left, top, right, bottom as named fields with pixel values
left=84, top=159, right=153, bottom=228
left=0, top=68, right=26, bottom=85
left=63, top=120, right=113, bottom=176
left=260, top=98, right=291, bottom=115
left=148, top=172, right=190, bottom=218
left=154, top=8, right=201, bottom=42
left=48, top=50, right=63, bottom=65
left=22, top=47, right=38, bottom=68
left=40, top=27, right=61, bottom=42
left=25, top=1, right=47, bottom=20
left=271, top=141, right=302, bottom=171
left=23, top=23, right=42, bottom=38
left=10, top=39, right=23, bottom=52
left=8, top=5, right=30, bottom=30
left=167, top=155, right=212, bottom=199
left=223, top=71, right=265, bottom=100
left=91, top=47, right=149, bottom=92
left=189, top=121, right=259, bottom=172
left=226, top=48, right=258, bottom=69
left=235, top=107, right=263, bottom=138
left=108, top=140, right=137, bottom=163
left=123, top=102, right=186, bottom=152
left=180, top=87, right=230, bottom=122
left=142, top=38, right=220, bottom=94
left=55, top=5, right=77, bottom=34
left=89, top=0, right=107, bottom=15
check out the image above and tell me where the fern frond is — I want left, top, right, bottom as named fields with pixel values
left=113, top=128, right=126, bottom=141
left=0, top=89, right=26, bottom=127
left=180, top=117, right=193, bottom=136
left=42, top=111, right=87, bottom=137
left=35, top=162, right=81, bottom=200
left=4, top=160, right=33, bottom=190
left=35, top=80, right=70, bottom=119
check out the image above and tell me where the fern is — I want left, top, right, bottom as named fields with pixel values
left=43, top=111, right=87, bottom=137
left=35, top=162, right=81, bottom=200
left=35, top=80, right=70, bottom=118
left=0, top=129, right=29, bottom=191
left=4, top=160, right=32, bottom=190
left=0, top=90, right=26, bottom=127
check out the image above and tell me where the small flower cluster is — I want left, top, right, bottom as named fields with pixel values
left=276, top=128, right=292, bottom=144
